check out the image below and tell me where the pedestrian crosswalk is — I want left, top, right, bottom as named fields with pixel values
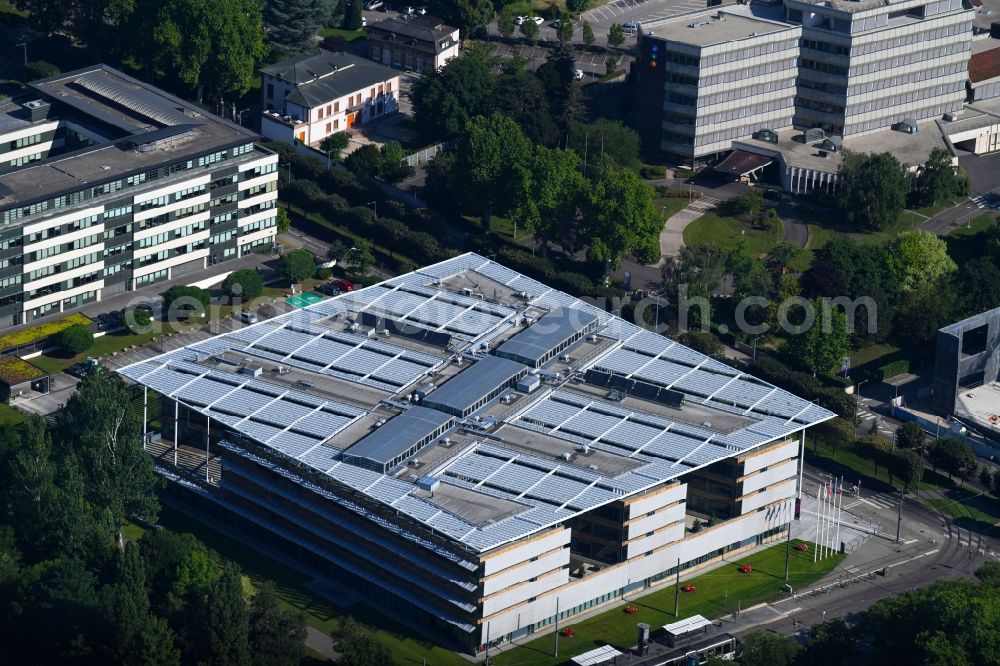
left=843, top=492, right=898, bottom=512
left=687, top=195, right=720, bottom=212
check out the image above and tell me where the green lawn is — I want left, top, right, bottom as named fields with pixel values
left=850, top=343, right=902, bottom=371
left=493, top=540, right=842, bottom=666
left=924, top=487, right=1000, bottom=537
left=317, top=27, right=368, bottom=41
left=0, top=402, right=24, bottom=426
left=683, top=212, right=783, bottom=257
left=30, top=322, right=194, bottom=375
left=655, top=196, right=691, bottom=222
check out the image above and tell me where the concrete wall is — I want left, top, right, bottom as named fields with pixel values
left=933, top=306, right=1000, bottom=414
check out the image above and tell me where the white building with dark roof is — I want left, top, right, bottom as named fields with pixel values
left=118, top=253, right=835, bottom=655
left=260, top=49, right=400, bottom=147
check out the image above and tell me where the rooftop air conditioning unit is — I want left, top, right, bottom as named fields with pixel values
left=561, top=452, right=572, bottom=461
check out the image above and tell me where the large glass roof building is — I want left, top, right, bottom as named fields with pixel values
left=119, top=253, right=834, bottom=655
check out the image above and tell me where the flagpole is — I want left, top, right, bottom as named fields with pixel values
left=834, top=476, right=843, bottom=555
left=813, top=484, right=820, bottom=563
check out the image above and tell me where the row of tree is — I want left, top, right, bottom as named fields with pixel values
left=834, top=148, right=969, bottom=232
left=0, top=371, right=309, bottom=664
left=720, top=561, right=1000, bottom=666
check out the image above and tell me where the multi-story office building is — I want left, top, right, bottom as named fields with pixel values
left=787, top=0, right=972, bottom=137
left=638, top=5, right=802, bottom=161
left=0, top=65, right=278, bottom=328
left=637, top=0, right=974, bottom=166
left=118, top=253, right=835, bottom=655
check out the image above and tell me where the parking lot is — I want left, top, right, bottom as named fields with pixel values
left=480, top=41, right=627, bottom=77
left=582, top=0, right=711, bottom=36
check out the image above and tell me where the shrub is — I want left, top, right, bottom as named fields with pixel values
left=315, top=267, right=332, bottom=280
left=222, top=269, right=264, bottom=301
left=54, top=324, right=94, bottom=355
left=24, top=60, right=60, bottom=81
left=877, top=360, right=910, bottom=380
left=640, top=165, right=664, bottom=180
left=162, top=285, right=210, bottom=316
left=282, top=249, right=317, bottom=283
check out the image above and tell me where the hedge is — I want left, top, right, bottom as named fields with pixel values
left=749, top=355, right=857, bottom=420
left=877, top=360, right=910, bottom=381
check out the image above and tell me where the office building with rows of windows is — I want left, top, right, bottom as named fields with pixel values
left=118, top=253, right=835, bottom=655
left=636, top=0, right=974, bottom=171
left=0, top=65, right=278, bottom=327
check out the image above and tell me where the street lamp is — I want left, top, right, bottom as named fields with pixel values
left=854, top=378, right=869, bottom=426
left=367, top=200, right=377, bottom=218
left=16, top=42, right=27, bottom=67
left=236, top=108, right=250, bottom=126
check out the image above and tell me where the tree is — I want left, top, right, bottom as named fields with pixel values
left=798, top=618, right=856, bottom=666
left=126, top=0, right=267, bottom=100
left=582, top=165, right=661, bottom=268
left=282, top=248, right=317, bottom=283
left=320, top=132, right=350, bottom=163
left=264, top=0, right=329, bottom=54
left=441, top=0, right=494, bottom=36
left=959, top=256, right=1000, bottom=314
left=929, top=437, right=977, bottom=482
left=55, top=323, right=94, bottom=355
left=764, top=242, right=801, bottom=272
left=556, top=13, right=574, bottom=44
left=569, top=119, right=642, bottom=174
left=912, top=147, right=967, bottom=207
left=492, top=71, right=560, bottom=146
left=54, top=371, right=160, bottom=537
left=784, top=298, right=851, bottom=376
left=162, top=285, right=210, bottom=316
left=835, top=151, right=907, bottom=231
left=344, top=0, right=363, bottom=30
left=24, top=60, right=61, bottom=81
left=276, top=207, right=292, bottom=234
left=582, top=20, right=595, bottom=47
left=200, top=563, right=250, bottom=666
left=739, top=631, right=800, bottom=666
left=127, top=307, right=153, bottom=334
left=411, top=46, right=496, bottom=141
left=678, top=331, right=722, bottom=357
left=567, top=0, right=591, bottom=13
left=509, top=145, right=586, bottom=248
left=327, top=239, right=347, bottom=263
left=344, top=143, right=383, bottom=177
left=892, top=449, right=924, bottom=491
left=249, top=582, right=307, bottom=666
left=497, top=7, right=515, bottom=37
left=608, top=22, right=625, bottom=47
left=347, top=240, right=375, bottom=282
left=895, top=422, right=927, bottom=456
left=222, top=268, right=264, bottom=302
left=455, top=113, right=534, bottom=229
left=379, top=142, right=414, bottom=184
left=520, top=16, right=539, bottom=42
left=885, top=231, right=957, bottom=293
left=335, top=616, right=395, bottom=666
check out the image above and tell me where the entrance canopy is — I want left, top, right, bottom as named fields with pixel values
left=572, top=645, right=623, bottom=666
left=714, top=150, right=773, bottom=179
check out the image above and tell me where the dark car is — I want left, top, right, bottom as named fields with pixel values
left=316, top=283, right=340, bottom=296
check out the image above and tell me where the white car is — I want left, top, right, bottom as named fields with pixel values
left=530, top=16, right=544, bottom=25
left=363, top=0, right=382, bottom=10
left=622, top=21, right=639, bottom=34
left=514, top=15, right=526, bottom=25
left=573, top=69, right=584, bottom=80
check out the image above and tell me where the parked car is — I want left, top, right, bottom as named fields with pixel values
left=415, top=5, right=427, bottom=14
left=623, top=21, right=639, bottom=34
left=363, top=0, right=383, bottom=9
left=330, top=278, right=354, bottom=292
left=574, top=69, right=584, bottom=80
left=514, top=15, right=526, bottom=25
left=530, top=15, right=544, bottom=25
left=362, top=16, right=367, bottom=27
left=239, top=311, right=258, bottom=324
left=316, top=283, right=340, bottom=296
